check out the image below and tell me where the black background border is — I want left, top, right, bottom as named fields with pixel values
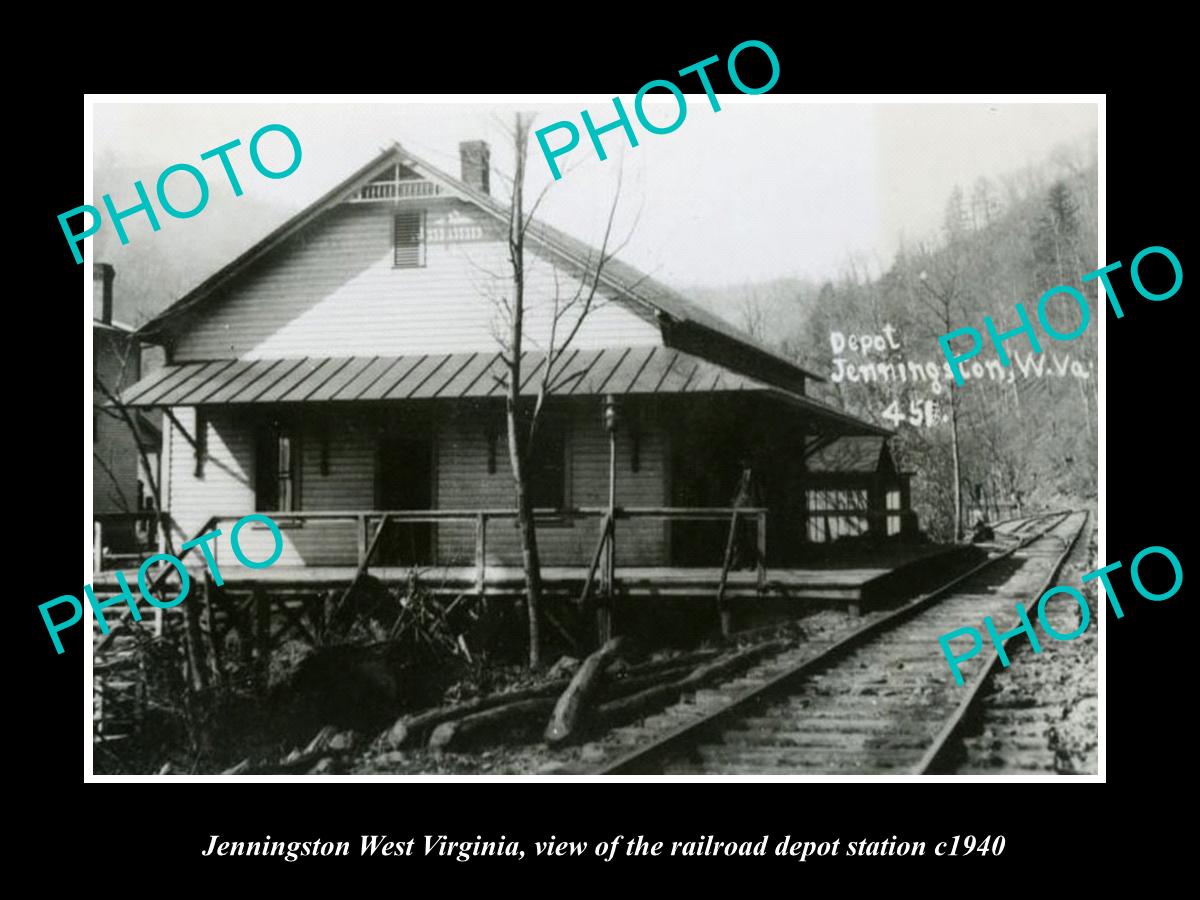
left=17, top=23, right=1189, bottom=883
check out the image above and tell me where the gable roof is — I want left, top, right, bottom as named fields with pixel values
left=136, top=142, right=823, bottom=391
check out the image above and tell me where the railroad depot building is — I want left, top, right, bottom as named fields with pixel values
left=119, top=140, right=918, bottom=594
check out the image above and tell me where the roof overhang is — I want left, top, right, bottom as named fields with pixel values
left=116, top=346, right=888, bottom=438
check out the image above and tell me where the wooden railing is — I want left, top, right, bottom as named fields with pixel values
left=206, top=506, right=769, bottom=589
left=93, top=511, right=162, bottom=571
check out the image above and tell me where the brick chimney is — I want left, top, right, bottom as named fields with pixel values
left=459, top=140, right=490, bottom=195
left=93, top=263, right=115, bottom=324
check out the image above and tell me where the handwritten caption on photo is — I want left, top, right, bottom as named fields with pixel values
left=827, top=324, right=1090, bottom=429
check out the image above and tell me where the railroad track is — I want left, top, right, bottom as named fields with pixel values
left=587, top=510, right=1089, bottom=775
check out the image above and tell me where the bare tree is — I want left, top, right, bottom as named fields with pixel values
left=739, top=289, right=769, bottom=344
left=492, top=113, right=630, bottom=668
left=910, top=246, right=967, bottom=542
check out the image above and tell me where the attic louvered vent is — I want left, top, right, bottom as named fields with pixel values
left=394, top=211, right=425, bottom=268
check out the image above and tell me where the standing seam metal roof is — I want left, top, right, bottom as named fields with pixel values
left=118, top=346, right=889, bottom=436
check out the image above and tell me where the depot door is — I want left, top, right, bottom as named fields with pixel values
left=375, top=430, right=433, bottom=566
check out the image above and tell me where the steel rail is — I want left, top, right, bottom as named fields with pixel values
left=592, top=510, right=1083, bottom=775
left=915, top=509, right=1090, bottom=773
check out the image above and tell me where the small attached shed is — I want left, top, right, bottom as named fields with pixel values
left=804, top=438, right=914, bottom=543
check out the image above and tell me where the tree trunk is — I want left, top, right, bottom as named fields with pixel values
left=507, top=406, right=543, bottom=669
left=503, top=113, right=544, bottom=670
left=949, top=392, right=963, bottom=542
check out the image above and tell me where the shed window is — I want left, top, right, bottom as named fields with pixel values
left=256, top=423, right=300, bottom=511
left=393, top=211, right=426, bottom=268
left=806, top=488, right=868, bottom=542
left=886, top=489, right=902, bottom=536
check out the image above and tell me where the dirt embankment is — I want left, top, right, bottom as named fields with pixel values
left=958, top=510, right=1099, bottom=774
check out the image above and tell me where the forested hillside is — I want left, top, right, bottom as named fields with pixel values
left=700, top=145, right=1099, bottom=541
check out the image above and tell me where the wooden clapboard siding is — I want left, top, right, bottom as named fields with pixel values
left=172, top=200, right=661, bottom=362
left=292, top=418, right=375, bottom=565
left=165, top=399, right=671, bottom=570
left=164, top=408, right=358, bottom=570
left=435, top=401, right=668, bottom=567
left=164, top=407, right=255, bottom=556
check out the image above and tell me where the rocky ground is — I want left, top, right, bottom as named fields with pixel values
left=956, top=511, right=1099, bottom=774
left=351, top=608, right=888, bottom=775
left=350, top=514, right=1101, bottom=777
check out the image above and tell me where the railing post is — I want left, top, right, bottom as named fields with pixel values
left=597, top=515, right=614, bottom=645
left=357, top=514, right=368, bottom=567
left=716, top=509, right=740, bottom=637
left=93, top=520, right=103, bottom=573
left=475, top=512, right=487, bottom=593
left=757, top=511, right=767, bottom=591
left=253, top=587, right=270, bottom=692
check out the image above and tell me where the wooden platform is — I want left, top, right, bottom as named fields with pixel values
left=94, top=543, right=976, bottom=608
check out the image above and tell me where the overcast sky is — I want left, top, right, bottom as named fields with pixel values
left=92, top=98, right=1097, bottom=293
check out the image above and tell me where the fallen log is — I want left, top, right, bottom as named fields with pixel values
left=595, top=663, right=697, bottom=700
left=589, top=639, right=790, bottom=734
left=545, top=637, right=624, bottom=745
left=386, top=649, right=719, bottom=749
left=679, top=638, right=789, bottom=687
left=385, top=646, right=742, bottom=752
left=388, top=680, right=571, bottom=749
left=617, top=648, right=721, bottom=678
left=428, top=698, right=558, bottom=753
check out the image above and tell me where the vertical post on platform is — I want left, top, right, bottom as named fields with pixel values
left=757, top=510, right=767, bottom=592
left=475, top=512, right=487, bottom=593
left=202, top=573, right=226, bottom=689
left=253, top=587, right=270, bottom=692
left=598, top=394, right=618, bottom=645
left=184, top=572, right=210, bottom=693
